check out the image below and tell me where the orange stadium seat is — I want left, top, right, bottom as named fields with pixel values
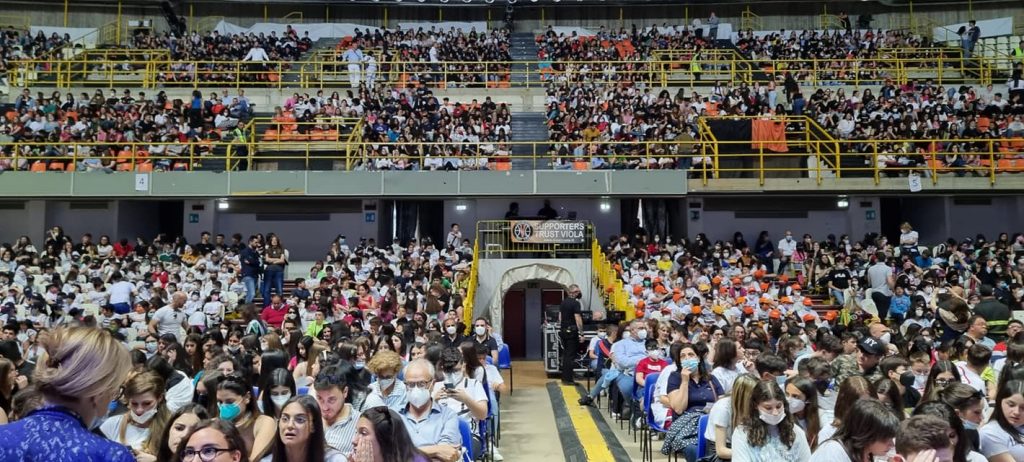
left=136, top=163, right=153, bottom=173
left=30, top=161, right=47, bottom=172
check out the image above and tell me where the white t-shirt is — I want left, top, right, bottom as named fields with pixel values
left=979, top=421, right=1024, bottom=460
left=152, top=305, right=185, bottom=341
left=99, top=413, right=151, bottom=450
left=432, top=377, right=488, bottom=424
left=816, top=424, right=838, bottom=447
left=652, top=364, right=675, bottom=426
left=711, top=364, right=747, bottom=394
left=109, top=281, right=134, bottom=305
left=706, top=396, right=732, bottom=442
left=809, top=439, right=852, bottom=462
left=165, top=370, right=195, bottom=412
left=956, top=362, right=987, bottom=394
left=731, top=424, right=811, bottom=461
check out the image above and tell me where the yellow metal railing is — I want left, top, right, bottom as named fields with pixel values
left=3, top=135, right=1023, bottom=186
left=473, top=220, right=594, bottom=259
left=592, top=239, right=632, bottom=321
left=463, top=241, right=480, bottom=334
left=740, top=7, right=762, bottom=32
left=279, top=12, right=304, bottom=24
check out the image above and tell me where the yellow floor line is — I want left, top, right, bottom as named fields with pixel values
left=560, top=384, right=618, bottom=462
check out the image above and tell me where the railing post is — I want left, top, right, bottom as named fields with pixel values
left=873, top=143, right=880, bottom=185
left=990, top=139, right=996, bottom=185
left=759, top=145, right=764, bottom=186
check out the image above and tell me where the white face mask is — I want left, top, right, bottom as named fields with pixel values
left=787, top=397, right=805, bottom=414
left=378, top=377, right=396, bottom=390
left=474, top=326, right=487, bottom=336
left=446, top=325, right=457, bottom=335
left=270, top=393, right=291, bottom=409
left=879, top=332, right=892, bottom=344
left=636, top=329, right=648, bottom=340
left=445, top=371, right=464, bottom=385
left=130, top=407, right=158, bottom=424
left=759, top=410, right=786, bottom=426
left=408, top=386, right=431, bottom=407
left=648, top=350, right=661, bottom=360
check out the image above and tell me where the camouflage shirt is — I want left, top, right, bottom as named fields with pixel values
left=832, top=353, right=884, bottom=385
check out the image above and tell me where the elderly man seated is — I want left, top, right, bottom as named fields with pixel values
left=399, top=358, right=463, bottom=462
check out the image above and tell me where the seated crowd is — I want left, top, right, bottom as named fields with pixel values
left=345, top=26, right=512, bottom=88
left=0, top=227, right=509, bottom=461
left=735, top=28, right=944, bottom=83
left=580, top=226, right=1024, bottom=461
left=0, top=28, right=71, bottom=82
left=350, top=85, right=512, bottom=170
left=130, top=27, right=310, bottom=84
left=2, top=87, right=252, bottom=172
left=544, top=82, right=698, bottom=170
left=536, top=24, right=711, bottom=84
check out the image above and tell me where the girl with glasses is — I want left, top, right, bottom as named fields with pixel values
left=176, top=419, right=248, bottom=462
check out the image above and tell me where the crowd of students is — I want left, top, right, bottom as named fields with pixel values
left=2, top=87, right=253, bottom=172
left=0, top=226, right=510, bottom=461
left=0, top=28, right=71, bottom=85
left=575, top=227, right=1024, bottom=461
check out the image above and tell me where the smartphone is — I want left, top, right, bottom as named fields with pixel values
left=444, top=383, right=456, bottom=390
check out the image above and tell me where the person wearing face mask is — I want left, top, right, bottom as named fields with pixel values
left=143, top=334, right=160, bottom=358
left=215, top=373, right=277, bottom=461
left=777, top=231, right=798, bottom=277
left=470, top=317, right=500, bottom=366
left=662, top=342, right=724, bottom=458
left=635, top=338, right=669, bottom=393
left=364, top=349, right=408, bottom=412
left=398, top=359, right=462, bottom=462
left=730, top=380, right=811, bottom=461
left=431, top=348, right=488, bottom=435
left=439, top=317, right=465, bottom=349
left=0, top=327, right=135, bottom=461
left=258, top=368, right=296, bottom=420
left=936, top=383, right=985, bottom=456
left=610, top=319, right=650, bottom=421
left=880, top=356, right=922, bottom=409
left=100, top=371, right=170, bottom=461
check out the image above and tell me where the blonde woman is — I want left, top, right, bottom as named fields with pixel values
left=0, top=327, right=133, bottom=461
left=706, top=374, right=760, bottom=460
left=100, top=371, right=170, bottom=461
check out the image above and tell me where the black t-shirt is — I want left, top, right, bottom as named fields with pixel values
left=559, top=297, right=582, bottom=330
left=472, top=335, right=499, bottom=355
left=828, top=268, right=852, bottom=289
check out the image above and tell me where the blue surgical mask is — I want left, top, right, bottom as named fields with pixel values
left=354, top=361, right=366, bottom=370
left=776, top=374, right=788, bottom=387
left=680, top=358, right=699, bottom=371
left=963, top=420, right=979, bottom=431
left=218, top=402, right=242, bottom=421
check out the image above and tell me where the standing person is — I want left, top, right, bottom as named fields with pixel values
left=109, top=271, right=136, bottom=315
left=867, top=252, right=895, bottom=321
left=343, top=43, right=364, bottom=88
left=974, top=284, right=1010, bottom=343
left=0, top=327, right=134, bottom=461
left=240, top=236, right=263, bottom=305
left=707, top=12, right=720, bottom=40
left=149, top=292, right=189, bottom=343
left=261, top=235, right=288, bottom=305
left=559, top=284, right=583, bottom=386
left=966, top=20, right=981, bottom=58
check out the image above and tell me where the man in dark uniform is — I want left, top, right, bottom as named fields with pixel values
left=559, top=284, right=584, bottom=385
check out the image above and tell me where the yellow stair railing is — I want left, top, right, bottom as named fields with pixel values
left=463, top=241, right=480, bottom=334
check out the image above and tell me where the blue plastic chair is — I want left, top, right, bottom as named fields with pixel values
left=696, top=414, right=710, bottom=458
left=640, top=373, right=664, bottom=462
left=297, top=386, right=309, bottom=396
left=497, top=344, right=512, bottom=394
left=459, top=419, right=474, bottom=462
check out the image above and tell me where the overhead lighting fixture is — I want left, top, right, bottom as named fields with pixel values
left=455, top=203, right=468, bottom=212
left=837, top=196, right=849, bottom=209
left=217, top=199, right=229, bottom=210
left=599, top=201, right=611, bottom=212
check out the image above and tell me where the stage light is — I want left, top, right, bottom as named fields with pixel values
left=217, top=199, right=229, bottom=210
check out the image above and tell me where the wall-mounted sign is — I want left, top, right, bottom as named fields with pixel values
left=865, top=210, right=876, bottom=221
left=365, top=212, right=376, bottom=223
left=510, top=220, right=586, bottom=244
left=188, top=213, right=200, bottom=224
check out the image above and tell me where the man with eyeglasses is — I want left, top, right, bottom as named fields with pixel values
left=399, top=359, right=462, bottom=462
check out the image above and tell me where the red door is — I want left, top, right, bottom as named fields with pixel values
left=541, top=289, right=565, bottom=313
left=503, top=289, right=526, bottom=358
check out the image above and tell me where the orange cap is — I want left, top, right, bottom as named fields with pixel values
left=779, top=274, right=789, bottom=283
left=824, top=311, right=838, bottom=321
left=719, top=287, right=729, bottom=294
left=613, top=263, right=622, bottom=272
left=736, top=296, right=747, bottom=304
left=691, top=305, right=702, bottom=314
left=653, top=277, right=662, bottom=284
left=759, top=297, right=770, bottom=304
left=803, top=298, right=813, bottom=306
left=673, top=287, right=682, bottom=294
left=781, top=296, right=792, bottom=304
left=606, top=286, right=615, bottom=294
left=743, top=306, right=754, bottom=315
left=635, top=308, right=646, bottom=318
left=759, top=282, right=770, bottom=292
left=769, top=309, right=781, bottom=319
left=712, top=305, right=724, bottom=315
left=655, top=286, right=668, bottom=294
left=802, top=313, right=817, bottom=322
left=731, top=277, right=742, bottom=285
left=633, top=285, right=643, bottom=295
left=712, top=276, right=722, bottom=285
left=636, top=300, right=646, bottom=308
left=673, top=293, right=683, bottom=302
left=754, top=270, right=766, bottom=279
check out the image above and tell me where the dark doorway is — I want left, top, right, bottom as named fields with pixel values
left=157, top=201, right=184, bottom=239
left=503, top=289, right=526, bottom=358
left=879, top=197, right=903, bottom=243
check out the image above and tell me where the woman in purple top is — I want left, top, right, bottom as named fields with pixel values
left=0, top=326, right=134, bottom=462
left=350, top=406, right=430, bottom=462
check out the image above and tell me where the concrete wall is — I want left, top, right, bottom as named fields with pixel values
left=685, top=195, right=882, bottom=244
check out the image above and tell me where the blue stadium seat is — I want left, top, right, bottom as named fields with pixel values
left=459, top=419, right=474, bottom=462
left=641, top=373, right=668, bottom=462
left=696, top=414, right=710, bottom=459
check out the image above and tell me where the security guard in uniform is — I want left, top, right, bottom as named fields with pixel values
left=559, top=284, right=584, bottom=385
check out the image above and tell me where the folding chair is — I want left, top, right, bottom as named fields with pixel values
left=497, top=344, right=512, bottom=394
left=459, top=419, right=475, bottom=462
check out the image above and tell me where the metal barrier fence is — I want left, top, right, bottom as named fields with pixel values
left=474, top=220, right=594, bottom=259
left=3, top=116, right=1024, bottom=186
